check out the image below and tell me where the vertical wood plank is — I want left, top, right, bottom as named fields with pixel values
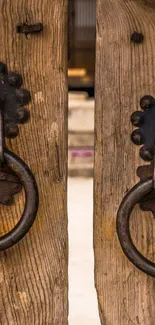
left=0, top=1, right=68, bottom=324
left=94, top=1, right=155, bottom=324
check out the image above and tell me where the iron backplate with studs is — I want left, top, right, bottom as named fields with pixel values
left=0, top=61, right=31, bottom=139
left=0, top=61, right=31, bottom=205
left=131, top=95, right=155, bottom=215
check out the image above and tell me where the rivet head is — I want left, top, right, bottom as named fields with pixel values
left=5, top=123, right=19, bottom=139
left=140, top=95, right=154, bottom=110
left=140, top=146, right=153, bottom=161
left=131, top=32, right=144, bottom=44
left=131, top=111, right=144, bottom=126
left=16, top=108, right=30, bottom=124
left=15, top=89, right=31, bottom=106
left=8, top=72, right=23, bottom=88
left=131, top=129, right=143, bottom=145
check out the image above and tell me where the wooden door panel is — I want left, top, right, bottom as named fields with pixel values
left=94, top=1, right=155, bottom=324
left=0, top=1, right=68, bottom=324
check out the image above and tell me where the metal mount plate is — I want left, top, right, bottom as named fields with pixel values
left=131, top=95, right=155, bottom=215
left=137, top=163, right=155, bottom=216
left=0, top=61, right=31, bottom=139
left=0, top=62, right=31, bottom=205
left=131, top=95, right=155, bottom=161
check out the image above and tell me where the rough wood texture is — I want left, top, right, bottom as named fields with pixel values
left=94, top=1, right=155, bottom=324
left=0, top=1, right=68, bottom=324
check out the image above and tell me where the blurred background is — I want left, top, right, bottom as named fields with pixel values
left=68, top=0, right=95, bottom=177
left=68, top=0, right=95, bottom=96
left=68, top=1, right=100, bottom=324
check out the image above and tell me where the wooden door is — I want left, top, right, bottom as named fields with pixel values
left=94, top=1, right=155, bottom=324
left=0, top=1, right=68, bottom=324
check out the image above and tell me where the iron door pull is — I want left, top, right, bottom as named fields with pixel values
left=0, top=62, right=39, bottom=251
left=117, top=96, right=155, bottom=277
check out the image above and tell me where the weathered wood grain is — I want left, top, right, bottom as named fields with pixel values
left=0, top=1, right=68, bottom=324
left=94, top=1, right=155, bottom=324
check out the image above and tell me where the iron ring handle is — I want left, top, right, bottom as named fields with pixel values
left=0, top=148, right=39, bottom=251
left=116, top=178, right=155, bottom=277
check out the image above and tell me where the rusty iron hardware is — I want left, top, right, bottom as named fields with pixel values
left=0, top=164, right=22, bottom=205
left=116, top=95, right=155, bottom=277
left=0, top=62, right=31, bottom=139
left=131, top=31, right=144, bottom=44
left=137, top=162, right=155, bottom=215
left=131, top=95, right=155, bottom=215
left=116, top=178, right=155, bottom=277
left=131, top=95, right=155, bottom=161
left=0, top=62, right=39, bottom=251
left=17, top=23, right=43, bottom=35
